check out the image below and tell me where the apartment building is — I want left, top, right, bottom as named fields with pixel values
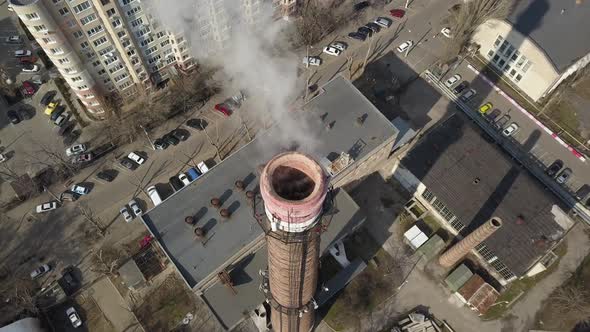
left=9, top=0, right=193, bottom=116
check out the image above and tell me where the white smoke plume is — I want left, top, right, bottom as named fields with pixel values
left=144, top=0, right=323, bottom=157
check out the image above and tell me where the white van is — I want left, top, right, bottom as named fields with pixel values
left=147, top=186, right=162, bottom=206
left=197, top=161, right=209, bottom=174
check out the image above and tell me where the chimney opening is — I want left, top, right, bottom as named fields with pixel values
left=194, top=227, right=206, bottom=238
left=220, top=208, right=231, bottom=219
left=210, top=197, right=221, bottom=208
left=185, top=216, right=195, bottom=225
left=491, top=218, right=502, bottom=227
left=473, top=177, right=480, bottom=184
left=235, top=180, right=245, bottom=191
left=271, top=165, right=316, bottom=201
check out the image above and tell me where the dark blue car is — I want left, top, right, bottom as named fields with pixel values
left=187, top=167, right=201, bottom=182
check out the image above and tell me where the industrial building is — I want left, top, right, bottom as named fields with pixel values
left=471, top=0, right=590, bottom=101
left=140, top=76, right=414, bottom=330
left=9, top=0, right=193, bottom=115
left=394, top=113, right=575, bottom=285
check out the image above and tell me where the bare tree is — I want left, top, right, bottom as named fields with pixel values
left=30, top=141, right=80, bottom=180
left=296, top=0, right=341, bottom=46
left=442, top=0, right=513, bottom=63
left=0, top=267, right=39, bottom=319
left=549, top=284, right=590, bottom=317
left=77, top=202, right=107, bottom=237
left=90, top=246, right=122, bottom=276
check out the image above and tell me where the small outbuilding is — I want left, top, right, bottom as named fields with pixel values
left=444, top=263, right=473, bottom=292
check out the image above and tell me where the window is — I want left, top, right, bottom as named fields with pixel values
left=104, top=56, right=118, bottom=65
left=33, top=25, right=47, bottom=32
left=58, top=58, right=71, bottom=64
left=431, top=199, right=455, bottom=222
left=103, top=78, right=111, bottom=84
left=510, top=50, right=520, bottom=62
left=131, top=57, right=139, bottom=65
left=97, top=69, right=106, bottom=75
left=111, top=19, right=121, bottom=28
left=421, top=188, right=435, bottom=202
left=121, top=39, right=131, bottom=48
left=50, top=47, right=64, bottom=54
left=493, top=35, right=503, bottom=47
left=130, top=17, right=143, bottom=27
left=503, top=64, right=511, bottom=73
left=80, top=41, right=89, bottom=49
left=77, top=85, right=88, bottom=90
left=450, top=217, right=465, bottom=232
left=101, top=0, right=111, bottom=4
left=119, top=81, right=133, bottom=89
left=71, top=76, right=82, bottom=82
left=80, top=13, right=97, bottom=25
left=136, top=26, right=150, bottom=37
left=148, top=54, right=161, bottom=64
left=66, top=19, right=76, bottom=28
left=493, top=54, right=500, bottom=63
left=42, top=37, right=56, bottom=44
left=113, top=72, right=128, bottom=82
left=515, top=74, right=522, bottom=82
left=516, top=55, right=527, bottom=68
left=122, top=0, right=135, bottom=4
left=490, top=259, right=516, bottom=280
left=87, top=25, right=104, bottom=37
left=163, top=48, right=173, bottom=55
left=98, top=47, right=114, bottom=56
left=144, top=45, right=157, bottom=55
left=504, top=45, right=514, bottom=57
left=156, top=31, right=165, bottom=39
left=498, top=40, right=508, bottom=53
left=166, top=56, right=176, bottom=64
left=177, top=36, right=184, bottom=43
left=72, top=30, right=84, bottom=39
left=160, top=39, right=170, bottom=47
left=83, top=94, right=95, bottom=98
left=52, top=0, right=62, bottom=3
left=73, top=1, right=91, bottom=14
left=106, top=8, right=116, bottom=17
left=140, top=37, right=153, bottom=47
left=63, top=67, right=75, bottom=74
left=487, top=49, right=494, bottom=58
left=85, top=52, right=95, bottom=59
left=522, top=61, right=532, bottom=73
left=497, top=59, right=506, bottom=68
left=92, top=60, right=101, bottom=66
left=25, top=13, right=40, bottom=20
left=509, top=69, right=517, bottom=77
left=58, top=7, right=70, bottom=15
left=108, top=63, right=124, bottom=73
left=93, top=36, right=108, bottom=47
left=126, top=6, right=141, bottom=16
left=475, top=243, right=497, bottom=263
left=117, top=31, right=126, bottom=38
left=127, top=49, right=135, bottom=56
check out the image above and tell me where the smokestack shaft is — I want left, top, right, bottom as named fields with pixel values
left=439, top=218, right=502, bottom=268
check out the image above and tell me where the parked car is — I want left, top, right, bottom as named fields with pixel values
left=444, top=74, right=461, bottom=88
left=169, top=176, right=185, bottom=191
left=357, top=26, right=373, bottom=37
left=7, top=110, right=20, bottom=124
left=147, top=186, right=162, bottom=206
left=546, top=160, right=564, bottom=177
left=60, top=191, right=78, bottom=202
left=71, top=152, right=93, bottom=164
left=44, top=102, right=58, bottom=115
left=0, top=154, right=6, bottom=163
left=441, top=27, right=452, bottom=38
left=14, top=49, right=32, bottom=57
left=197, top=161, right=210, bottom=174
left=172, top=129, right=189, bottom=141
left=214, top=103, right=232, bottom=117
left=348, top=32, right=367, bottom=41
left=179, top=173, right=191, bottom=186
left=19, top=55, right=38, bottom=64
left=459, top=88, right=477, bottom=102
left=323, top=46, right=342, bottom=57
left=66, top=143, right=87, bottom=157
left=330, top=41, right=347, bottom=52
left=95, top=170, right=116, bottom=182
left=127, top=152, right=145, bottom=165
left=556, top=168, right=572, bottom=184
left=71, top=184, right=90, bottom=195
left=501, top=122, right=519, bottom=137
left=50, top=105, right=66, bottom=121
left=478, top=102, right=493, bottom=115
left=129, top=199, right=142, bottom=216
left=302, top=56, right=322, bottom=67
left=575, top=184, right=590, bottom=201
left=40, top=91, right=56, bottom=106
left=36, top=201, right=58, bottom=213
left=187, top=167, right=201, bottom=182
left=452, top=81, right=469, bottom=95
left=186, top=118, right=208, bottom=130
left=21, top=63, right=40, bottom=73
left=66, top=307, right=82, bottom=328
left=162, top=134, right=180, bottom=146
left=120, top=206, right=133, bottom=222
left=494, top=114, right=510, bottom=130
left=59, top=122, right=76, bottom=137
left=374, top=17, right=392, bottom=28
left=54, top=112, right=70, bottom=127
left=6, top=35, right=22, bottom=44
left=21, top=81, right=36, bottom=97
left=30, top=264, right=51, bottom=279
left=486, top=109, right=502, bottom=122
left=364, top=23, right=381, bottom=33
left=390, top=9, right=406, bottom=18
left=17, top=108, right=32, bottom=120
left=353, top=1, right=369, bottom=11
left=153, top=138, right=169, bottom=150
left=396, top=40, right=413, bottom=52
left=119, top=157, right=136, bottom=170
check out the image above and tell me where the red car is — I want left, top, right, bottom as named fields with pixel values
left=19, top=55, right=38, bottom=64
left=390, top=9, right=405, bottom=18
left=214, top=103, right=232, bottom=117
left=21, top=81, right=37, bottom=97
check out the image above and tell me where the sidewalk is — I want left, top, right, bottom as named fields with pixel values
left=90, top=277, right=144, bottom=332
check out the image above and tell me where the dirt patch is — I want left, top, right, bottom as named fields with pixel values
left=134, top=274, right=197, bottom=331
left=76, top=293, right=114, bottom=332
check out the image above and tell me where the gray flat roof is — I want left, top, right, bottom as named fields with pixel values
left=141, top=76, right=398, bottom=289
left=201, top=189, right=365, bottom=330
left=507, top=0, right=590, bottom=72
left=401, top=114, right=568, bottom=276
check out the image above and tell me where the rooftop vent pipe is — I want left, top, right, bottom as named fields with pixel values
left=210, top=197, right=221, bottom=209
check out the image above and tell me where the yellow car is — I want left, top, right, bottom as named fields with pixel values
left=44, top=102, right=58, bottom=115
left=478, top=102, right=493, bottom=115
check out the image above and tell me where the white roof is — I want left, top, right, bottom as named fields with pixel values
left=404, top=225, right=428, bottom=249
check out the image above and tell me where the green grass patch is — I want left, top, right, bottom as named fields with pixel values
left=545, top=100, right=581, bottom=137
left=482, top=241, right=567, bottom=320
left=422, top=215, right=441, bottom=233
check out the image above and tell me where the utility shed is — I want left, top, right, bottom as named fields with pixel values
left=404, top=225, right=428, bottom=250
left=445, top=264, right=473, bottom=292
left=416, top=234, right=445, bottom=261
left=458, top=274, right=500, bottom=315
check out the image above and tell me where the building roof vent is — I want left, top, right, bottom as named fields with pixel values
left=235, top=180, right=245, bottom=191
left=194, top=227, right=206, bottom=239
left=185, top=216, right=195, bottom=225
left=473, top=177, right=480, bottom=184
left=516, top=215, right=525, bottom=225
left=210, top=197, right=221, bottom=209
left=220, top=208, right=231, bottom=219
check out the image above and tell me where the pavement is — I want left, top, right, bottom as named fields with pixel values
left=88, top=277, right=144, bottom=332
